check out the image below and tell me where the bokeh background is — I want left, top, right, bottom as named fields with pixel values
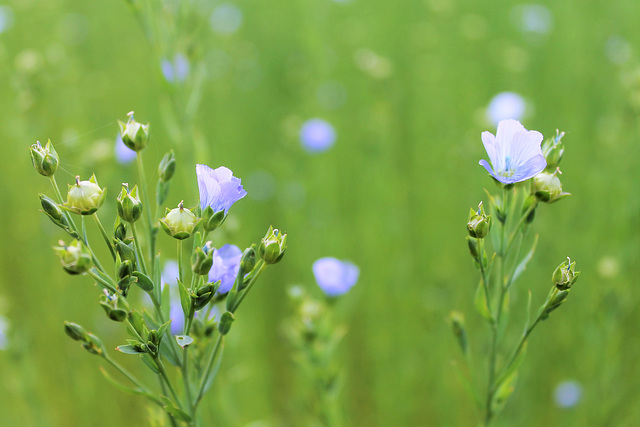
left=1, top=0, right=639, bottom=425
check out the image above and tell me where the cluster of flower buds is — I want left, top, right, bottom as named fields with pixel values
left=116, top=320, right=171, bottom=357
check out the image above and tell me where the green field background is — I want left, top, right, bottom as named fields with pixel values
left=1, top=0, right=639, bottom=425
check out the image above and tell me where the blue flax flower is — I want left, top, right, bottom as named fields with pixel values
left=312, top=257, right=359, bottom=297
left=196, top=164, right=247, bottom=214
left=479, top=119, right=546, bottom=184
left=209, top=244, right=243, bottom=294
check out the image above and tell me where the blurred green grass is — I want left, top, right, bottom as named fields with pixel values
left=1, top=0, right=639, bottom=425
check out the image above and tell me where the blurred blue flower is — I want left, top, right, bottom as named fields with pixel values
left=209, top=244, right=243, bottom=294
left=161, top=261, right=183, bottom=334
left=0, top=315, right=8, bottom=350
left=210, top=3, right=243, bottom=35
left=486, top=92, right=526, bottom=126
left=161, top=53, right=190, bottom=84
left=0, top=6, right=14, bottom=34
left=554, top=380, right=582, bottom=408
left=312, top=257, right=359, bottom=297
left=479, top=119, right=546, bottom=184
left=169, top=300, right=185, bottom=335
left=511, top=4, right=553, bottom=36
left=114, top=134, right=136, bottom=164
left=300, top=119, right=336, bottom=153
left=196, top=164, right=247, bottom=213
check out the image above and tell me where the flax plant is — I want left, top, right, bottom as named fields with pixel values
left=451, top=120, right=580, bottom=426
left=30, top=113, right=288, bottom=426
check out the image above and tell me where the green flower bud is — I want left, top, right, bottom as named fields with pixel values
left=194, top=283, right=215, bottom=310
left=467, top=202, right=491, bottom=239
left=64, top=321, right=88, bottom=342
left=39, top=193, right=73, bottom=232
left=82, top=333, right=105, bottom=355
left=117, top=258, right=134, bottom=280
left=159, top=201, right=199, bottom=240
left=240, top=245, right=257, bottom=273
left=201, top=206, right=226, bottom=233
left=53, top=239, right=92, bottom=275
left=63, top=174, right=106, bottom=215
left=158, top=150, right=176, bottom=182
left=552, top=257, right=580, bottom=291
left=99, top=292, right=130, bottom=322
left=192, top=242, right=214, bottom=276
left=118, top=111, right=150, bottom=152
left=29, top=139, right=59, bottom=177
left=114, top=220, right=127, bottom=242
left=259, top=225, right=288, bottom=264
left=117, top=184, right=143, bottom=223
left=218, top=311, right=235, bottom=335
left=449, top=311, right=468, bottom=355
left=542, top=130, right=565, bottom=172
left=115, top=239, right=137, bottom=264
left=534, top=169, right=571, bottom=204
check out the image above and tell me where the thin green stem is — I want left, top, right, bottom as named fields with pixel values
left=229, top=261, right=268, bottom=313
left=156, top=357, right=184, bottom=411
left=193, top=334, right=224, bottom=407
left=477, top=238, right=493, bottom=315
left=181, top=348, right=195, bottom=421
left=101, top=352, right=162, bottom=406
left=131, top=221, right=149, bottom=275
left=136, top=152, right=156, bottom=270
left=86, top=269, right=118, bottom=294
left=177, top=240, right=184, bottom=285
left=93, top=214, right=116, bottom=261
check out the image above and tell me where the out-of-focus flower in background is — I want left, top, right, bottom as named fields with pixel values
left=510, top=4, right=553, bottom=36
left=312, top=257, right=359, bottom=297
left=300, top=119, right=336, bottom=153
left=486, top=92, right=526, bottom=126
left=209, top=244, right=242, bottom=294
left=210, top=3, right=243, bottom=35
left=554, top=380, right=583, bottom=408
left=114, top=134, right=136, bottom=164
left=161, top=53, right=190, bottom=84
left=0, top=315, right=9, bottom=350
left=0, top=6, right=14, bottom=34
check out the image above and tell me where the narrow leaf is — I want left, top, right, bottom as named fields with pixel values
left=116, top=344, right=145, bottom=355
left=159, top=397, right=192, bottom=423
left=142, top=309, right=160, bottom=330
left=178, top=279, right=191, bottom=320
left=99, top=367, right=158, bottom=402
left=511, top=234, right=539, bottom=286
left=474, top=282, right=493, bottom=322
left=203, top=344, right=225, bottom=394
left=140, top=353, right=160, bottom=374
left=159, top=337, right=180, bottom=367
left=491, top=372, right=519, bottom=416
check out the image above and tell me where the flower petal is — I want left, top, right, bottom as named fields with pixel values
left=508, top=154, right=547, bottom=183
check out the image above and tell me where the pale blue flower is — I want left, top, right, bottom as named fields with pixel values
left=0, top=6, right=14, bottom=34
left=486, top=92, right=526, bottom=126
left=161, top=53, right=190, bottom=83
left=312, top=257, right=359, bottom=297
left=196, top=164, right=247, bottom=213
left=479, top=119, right=546, bottom=184
left=554, top=380, right=582, bottom=408
left=300, top=119, right=336, bottom=153
left=114, top=134, right=136, bottom=164
left=209, top=244, right=242, bottom=294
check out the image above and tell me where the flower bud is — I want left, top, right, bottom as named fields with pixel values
left=449, top=311, right=468, bottom=355
left=82, top=333, right=105, bottom=355
left=240, top=245, right=257, bottom=273
left=218, top=311, right=235, bottom=335
left=99, top=291, right=130, bottom=322
left=552, top=257, right=580, bottom=291
left=118, top=111, right=150, bottom=152
left=158, top=150, right=176, bottom=182
left=542, top=130, right=565, bottom=172
left=63, top=174, right=106, bottom=215
left=192, top=242, right=214, bottom=276
left=201, top=206, right=226, bottom=233
left=259, top=226, right=287, bottom=264
left=29, top=139, right=59, bottom=177
left=159, top=201, right=199, bottom=240
left=534, top=169, right=571, bottom=204
left=522, top=195, right=538, bottom=224
left=115, top=239, right=137, bottom=264
left=40, top=194, right=64, bottom=221
left=467, top=202, right=491, bottom=238
left=64, top=321, right=88, bottom=341
left=114, top=221, right=127, bottom=241
left=53, top=239, right=92, bottom=275
left=194, top=283, right=215, bottom=310
left=117, top=184, right=143, bottom=223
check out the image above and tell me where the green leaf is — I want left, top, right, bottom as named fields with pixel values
left=161, top=284, right=171, bottom=320
left=203, top=344, right=224, bottom=394
left=142, top=309, right=160, bottom=330
left=160, top=397, right=192, bottom=423
left=153, top=254, right=162, bottom=302
left=116, top=344, right=145, bottom=355
left=159, top=337, right=180, bottom=367
left=450, top=361, right=482, bottom=412
left=178, top=279, right=191, bottom=320
left=491, top=371, right=518, bottom=416
left=474, top=282, right=493, bottom=322
left=175, top=335, right=194, bottom=349
left=99, top=367, right=158, bottom=403
left=132, top=271, right=154, bottom=292
left=510, top=234, right=539, bottom=287
left=128, top=310, right=148, bottom=338
left=157, top=319, right=172, bottom=339
left=496, top=342, right=528, bottom=388
left=140, top=353, right=160, bottom=374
